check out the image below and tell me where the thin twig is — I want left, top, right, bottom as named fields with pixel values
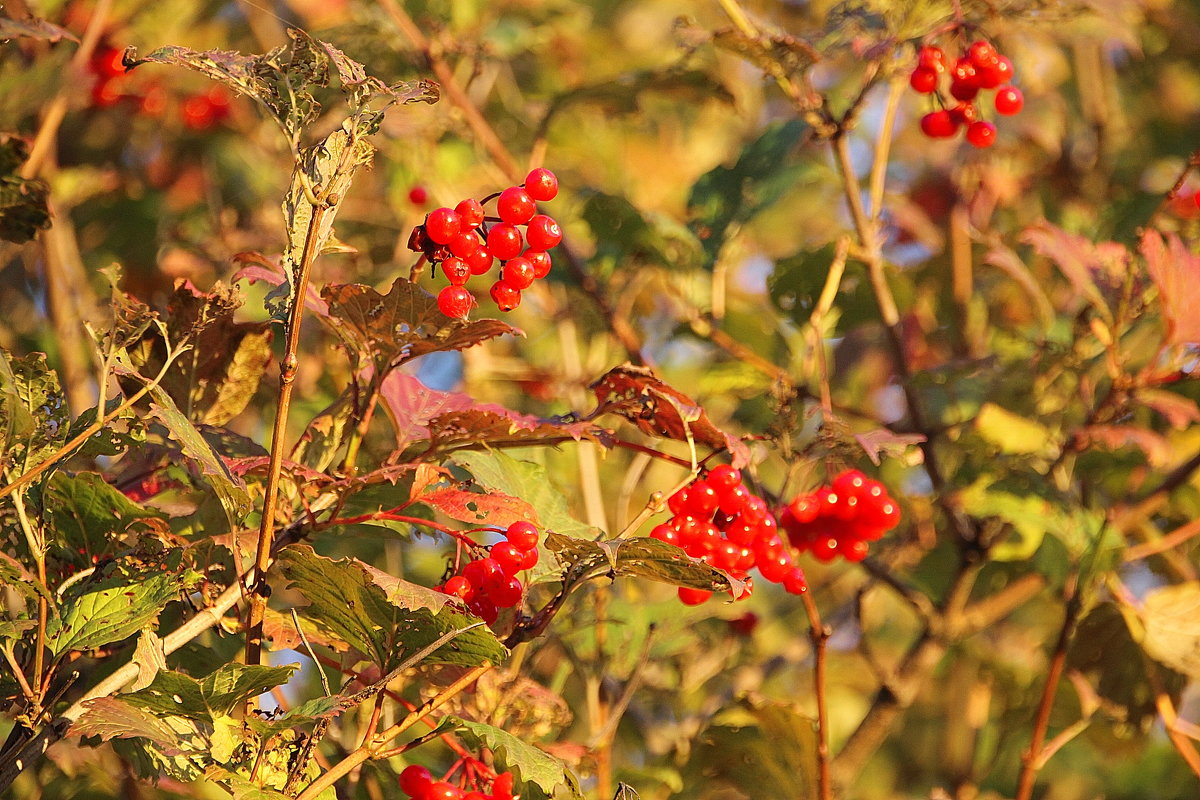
left=800, top=591, right=832, bottom=800
left=291, top=608, right=331, bottom=696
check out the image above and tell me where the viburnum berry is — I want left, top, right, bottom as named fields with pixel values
left=525, top=215, right=562, bottom=250
left=678, top=587, right=712, bottom=606
left=966, top=119, right=997, bottom=148
left=950, top=77, right=979, bottom=102
left=399, top=765, right=434, bottom=797
left=948, top=102, right=978, bottom=126
left=909, top=67, right=939, bottom=94
left=917, top=45, right=946, bottom=73
left=486, top=224, right=524, bottom=260
left=437, top=285, right=473, bottom=318
left=505, top=520, right=539, bottom=551
left=491, top=541, right=526, bottom=576
left=426, top=780, right=462, bottom=800
left=455, top=198, right=486, bottom=229
left=408, top=185, right=429, bottom=205
left=994, top=85, right=1024, bottom=115
left=465, top=247, right=494, bottom=276
left=781, top=469, right=901, bottom=564
left=490, top=281, right=522, bottom=311
left=443, top=575, right=474, bottom=602
left=497, top=186, right=536, bottom=224
left=92, top=46, right=127, bottom=78
left=425, top=207, right=462, bottom=245
left=968, top=40, right=999, bottom=69
left=920, top=110, right=958, bottom=139
left=463, top=557, right=504, bottom=588
left=442, top=257, right=471, bottom=286
left=524, top=249, right=552, bottom=279
left=501, top=257, right=536, bottom=290
left=449, top=230, right=482, bottom=258
left=524, top=167, right=559, bottom=201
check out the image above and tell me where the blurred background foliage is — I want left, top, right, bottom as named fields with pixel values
left=4, top=0, right=1200, bottom=798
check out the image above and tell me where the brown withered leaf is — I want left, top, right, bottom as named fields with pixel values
left=321, top=278, right=520, bottom=372
left=425, top=409, right=615, bottom=454
left=588, top=364, right=748, bottom=466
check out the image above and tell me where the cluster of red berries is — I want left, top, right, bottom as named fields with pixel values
left=88, top=45, right=231, bottom=128
left=650, top=465, right=808, bottom=605
left=435, top=521, right=540, bottom=625
left=399, top=765, right=517, bottom=800
left=779, top=470, right=900, bottom=563
left=909, top=39, right=1024, bottom=148
left=409, top=169, right=563, bottom=319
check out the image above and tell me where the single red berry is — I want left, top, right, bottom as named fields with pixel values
left=757, top=551, right=791, bottom=583
left=840, top=538, right=870, bottom=563
left=426, top=781, right=463, bottom=800
left=525, top=215, right=562, bottom=250
left=468, top=596, right=499, bottom=625
left=493, top=773, right=515, bottom=796
left=683, top=480, right=720, bottom=517
left=678, top=587, right=712, bottom=606
left=426, top=207, right=462, bottom=245
left=965, top=120, right=997, bottom=148
left=949, top=78, right=979, bottom=102
left=92, top=47, right=127, bottom=78
left=506, top=520, right=539, bottom=551
left=491, top=541, right=526, bottom=576
left=437, top=285, right=473, bottom=318
left=408, top=185, right=429, bottom=205
left=465, top=247, right=494, bottom=275
left=783, top=566, right=808, bottom=595
left=442, top=257, right=471, bottom=286
left=650, top=523, right=681, bottom=546
left=968, top=40, right=999, bottom=69
left=443, top=575, right=474, bottom=602
left=909, top=67, right=939, bottom=93
left=486, top=224, right=524, bottom=260
left=518, top=546, right=539, bottom=570
left=707, top=464, right=741, bottom=492
left=449, top=230, right=483, bottom=258
left=524, top=167, right=559, bottom=201
left=490, top=280, right=522, bottom=311
left=979, top=55, right=1015, bottom=90
left=399, top=765, right=434, bottom=797
left=497, top=186, right=537, bottom=224
left=917, top=45, right=946, bottom=73
left=489, top=575, right=524, bottom=608
left=948, top=102, right=978, bottom=126
left=455, top=198, right=486, bottom=229
left=920, top=110, right=958, bottom=138
left=524, top=249, right=552, bottom=279
left=463, top=557, right=504, bottom=588
left=952, top=57, right=978, bottom=87
left=501, top=257, right=536, bottom=290
left=994, top=85, right=1024, bottom=115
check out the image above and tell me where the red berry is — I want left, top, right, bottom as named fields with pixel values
left=465, top=247, right=494, bottom=276
left=92, top=47, right=127, bottom=78
left=468, top=597, right=498, bottom=625
left=909, top=67, right=939, bottom=94
left=524, top=249, right=552, bottom=279
left=486, top=224, right=524, bottom=260
left=399, top=765, right=434, bottom=796
left=525, top=215, right=562, bottom=250
left=920, top=110, right=958, bottom=139
left=442, top=257, right=471, bottom=286
left=994, top=85, right=1024, bottom=115
left=426, top=208, right=462, bottom=245
left=707, top=464, right=741, bottom=491
left=437, top=285, right=473, bottom=318
left=489, top=575, right=524, bottom=608
left=408, top=186, right=429, bottom=205
left=497, top=186, right=536, bottom=224
left=443, top=575, right=474, bottom=602
left=683, top=481, right=720, bottom=517
left=491, top=541, right=526, bottom=575
left=917, top=45, right=946, bottom=73
left=493, top=773, right=515, bottom=795
left=506, top=520, right=539, bottom=551
left=949, top=78, right=979, bottom=102
left=952, top=57, right=978, bottom=87
left=449, top=230, right=483, bottom=258
left=678, top=587, right=712, bottom=606
left=501, top=257, right=536, bottom=290
left=978, top=56, right=1015, bottom=89
left=524, top=167, right=559, bottom=201
left=518, top=546, right=539, bottom=570
left=729, top=612, right=759, bottom=636
left=783, top=566, right=808, bottom=595
left=455, top=198, right=485, bottom=228
left=757, top=552, right=792, bottom=583
left=490, top=281, right=522, bottom=311
left=427, top=781, right=462, bottom=800
left=650, top=523, right=680, bottom=546
left=968, top=40, right=999, bottom=69
left=965, top=120, right=997, bottom=148
left=948, top=103, right=978, bottom=126
left=463, top=557, right=504, bottom=587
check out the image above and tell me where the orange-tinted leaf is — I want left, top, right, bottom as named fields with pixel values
left=588, top=364, right=748, bottom=466
left=417, top=486, right=536, bottom=527
left=1137, top=388, right=1200, bottom=429
left=1079, top=424, right=1171, bottom=467
left=426, top=409, right=615, bottom=452
left=1141, top=230, right=1200, bottom=346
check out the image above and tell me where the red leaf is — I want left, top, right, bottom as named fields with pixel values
left=380, top=372, right=497, bottom=451
left=588, top=364, right=749, bottom=466
left=417, top=486, right=537, bottom=527
left=1141, top=230, right=1200, bottom=346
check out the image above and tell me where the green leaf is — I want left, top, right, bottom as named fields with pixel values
left=974, top=402, right=1057, bottom=456
left=45, top=550, right=197, bottom=656
left=451, top=717, right=584, bottom=800
left=143, top=379, right=252, bottom=527
left=0, top=350, right=67, bottom=478
left=292, top=387, right=356, bottom=471
left=687, top=119, right=811, bottom=265
left=68, top=696, right=197, bottom=750
left=1137, top=582, right=1200, bottom=678
left=64, top=397, right=146, bottom=457
left=545, top=533, right=742, bottom=596
left=451, top=450, right=598, bottom=543
left=120, top=663, right=299, bottom=721
left=44, top=471, right=167, bottom=564
left=277, top=544, right=507, bottom=670
left=681, top=697, right=818, bottom=797
left=580, top=191, right=703, bottom=274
